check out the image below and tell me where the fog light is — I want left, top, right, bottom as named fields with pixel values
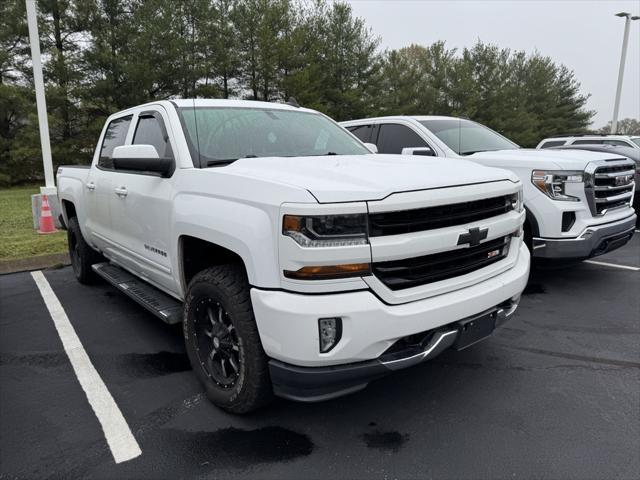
left=318, top=317, right=342, bottom=353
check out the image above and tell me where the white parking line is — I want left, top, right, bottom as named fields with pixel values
left=584, top=260, right=640, bottom=271
left=31, top=271, right=142, bottom=464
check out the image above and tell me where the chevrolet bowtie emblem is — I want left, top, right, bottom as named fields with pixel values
left=457, top=227, right=488, bottom=247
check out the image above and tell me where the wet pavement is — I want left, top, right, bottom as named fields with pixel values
left=1, top=236, right=638, bottom=479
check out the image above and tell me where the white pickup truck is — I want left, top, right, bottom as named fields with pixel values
left=342, top=116, right=637, bottom=261
left=57, top=100, right=529, bottom=413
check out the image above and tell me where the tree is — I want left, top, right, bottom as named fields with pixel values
left=0, top=0, right=37, bottom=185
left=378, top=40, right=594, bottom=146
left=307, top=1, right=381, bottom=119
left=0, top=0, right=601, bottom=185
left=199, top=0, right=241, bottom=98
left=599, top=118, right=640, bottom=135
left=235, top=0, right=293, bottom=101
left=378, top=43, right=456, bottom=116
left=38, top=0, right=92, bottom=166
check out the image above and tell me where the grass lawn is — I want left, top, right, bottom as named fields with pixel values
left=0, top=185, right=68, bottom=261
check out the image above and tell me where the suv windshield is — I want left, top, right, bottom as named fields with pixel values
left=178, top=107, right=369, bottom=166
left=419, top=119, right=519, bottom=155
left=632, top=137, right=640, bottom=148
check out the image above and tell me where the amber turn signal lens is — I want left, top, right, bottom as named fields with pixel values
left=284, top=263, right=371, bottom=280
left=283, top=215, right=302, bottom=232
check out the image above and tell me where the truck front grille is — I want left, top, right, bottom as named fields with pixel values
left=586, top=162, right=635, bottom=215
left=369, top=194, right=515, bottom=236
left=372, top=236, right=510, bottom=290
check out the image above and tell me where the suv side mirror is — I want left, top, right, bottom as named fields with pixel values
left=401, top=147, right=435, bottom=157
left=363, top=142, right=378, bottom=153
left=112, top=145, right=173, bottom=177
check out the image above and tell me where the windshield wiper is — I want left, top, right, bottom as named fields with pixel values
left=459, top=149, right=495, bottom=156
left=205, top=158, right=238, bottom=166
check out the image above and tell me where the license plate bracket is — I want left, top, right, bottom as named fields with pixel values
left=453, top=311, right=497, bottom=351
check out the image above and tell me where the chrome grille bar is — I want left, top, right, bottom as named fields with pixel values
left=584, top=159, right=636, bottom=216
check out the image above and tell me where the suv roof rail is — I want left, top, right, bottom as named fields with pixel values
left=549, top=133, right=637, bottom=139
left=549, top=133, right=605, bottom=138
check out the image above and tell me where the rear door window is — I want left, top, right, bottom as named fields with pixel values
left=603, top=140, right=631, bottom=147
left=98, top=115, right=132, bottom=169
left=572, top=139, right=605, bottom=145
left=377, top=124, right=428, bottom=154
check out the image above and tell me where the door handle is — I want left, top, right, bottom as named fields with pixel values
left=114, top=186, right=128, bottom=197
left=86, top=182, right=96, bottom=191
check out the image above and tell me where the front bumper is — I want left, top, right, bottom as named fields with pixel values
left=268, top=300, right=520, bottom=402
left=251, top=242, right=530, bottom=400
left=532, top=213, right=636, bottom=260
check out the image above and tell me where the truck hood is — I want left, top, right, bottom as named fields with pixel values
left=470, top=148, right=629, bottom=170
left=224, top=154, right=517, bottom=203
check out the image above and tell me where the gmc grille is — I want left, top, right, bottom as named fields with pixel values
left=586, top=161, right=635, bottom=215
left=372, top=236, right=511, bottom=290
left=369, top=194, right=515, bottom=236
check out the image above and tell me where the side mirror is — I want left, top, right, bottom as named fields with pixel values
left=363, top=142, right=378, bottom=154
left=401, top=147, right=435, bottom=157
left=112, top=145, right=173, bottom=177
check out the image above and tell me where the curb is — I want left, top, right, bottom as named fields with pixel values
left=0, top=253, right=71, bottom=275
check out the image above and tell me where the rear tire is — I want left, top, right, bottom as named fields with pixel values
left=183, top=264, right=273, bottom=414
left=67, top=216, right=102, bottom=284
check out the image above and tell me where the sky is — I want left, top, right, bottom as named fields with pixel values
left=343, top=0, right=640, bottom=128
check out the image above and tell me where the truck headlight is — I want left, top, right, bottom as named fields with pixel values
left=531, top=170, right=582, bottom=202
left=282, top=213, right=368, bottom=247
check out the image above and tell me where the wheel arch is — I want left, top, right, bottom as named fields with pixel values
left=61, top=199, right=77, bottom=221
left=179, top=235, right=251, bottom=294
left=525, top=207, right=540, bottom=238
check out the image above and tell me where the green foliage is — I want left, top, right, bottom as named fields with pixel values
left=1, top=0, right=598, bottom=184
left=378, top=42, right=594, bottom=147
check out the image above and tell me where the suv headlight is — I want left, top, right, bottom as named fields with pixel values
left=282, top=213, right=368, bottom=247
left=531, top=170, right=583, bottom=202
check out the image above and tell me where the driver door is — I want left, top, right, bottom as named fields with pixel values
left=107, top=107, right=178, bottom=295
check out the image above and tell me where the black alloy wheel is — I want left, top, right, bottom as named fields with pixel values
left=193, top=298, right=241, bottom=388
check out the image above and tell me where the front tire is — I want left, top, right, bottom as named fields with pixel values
left=183, top=264, right=273, bottom=414
left=67, top=216, right=102, bottom=284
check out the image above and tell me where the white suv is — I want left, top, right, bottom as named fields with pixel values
left=537, top=134, right=640, bottom=150
left=342, top=116, right=637, bottom=262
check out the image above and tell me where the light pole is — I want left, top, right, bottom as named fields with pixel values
left=25, top=0, right=56, bottom=196
left=611, top=12, right=639, bottom=135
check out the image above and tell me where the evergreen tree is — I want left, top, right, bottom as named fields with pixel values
left=0, top=0, right=599, bottom=184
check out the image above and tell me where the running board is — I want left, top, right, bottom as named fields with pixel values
left=92, top=262, right=183, bottom=325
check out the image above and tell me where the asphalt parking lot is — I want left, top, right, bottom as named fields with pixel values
left=1, top=236, right=639, bottom=479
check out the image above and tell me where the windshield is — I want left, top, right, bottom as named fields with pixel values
left=631, top=137, right=640, bottom=148
left=178, top=107, right=369, bottom=166
left=419, top=119, right=519, bottom=155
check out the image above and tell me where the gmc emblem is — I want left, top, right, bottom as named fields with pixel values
left=615, top=174, right=633, bottom=186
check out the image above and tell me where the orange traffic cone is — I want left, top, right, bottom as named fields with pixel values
left=38, top=194, right=57, bottom=234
